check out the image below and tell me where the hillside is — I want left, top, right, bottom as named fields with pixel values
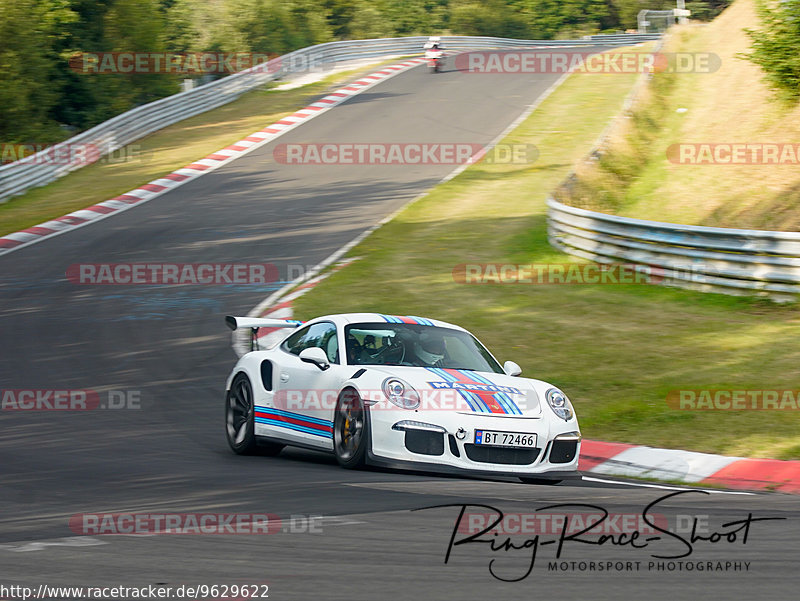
left=558, top=0, right=800, bottom=231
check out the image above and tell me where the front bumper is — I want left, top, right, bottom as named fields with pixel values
left=368, top=407, right=581, bottom=477
left=366, top=450, right=581, bottom=481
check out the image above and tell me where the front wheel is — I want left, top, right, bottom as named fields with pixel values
left=333, top=389, right=369, bottom=469
left=519, top=477, right=562, bottom=485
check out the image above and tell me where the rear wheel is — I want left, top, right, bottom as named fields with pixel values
left=333, top=389, right=369, bottom=469
left=225, top=374, right=283, bottom=456
left=519, top=477, right=562, bottom=485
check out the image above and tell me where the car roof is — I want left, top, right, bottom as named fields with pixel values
left=305, top=313, right=467, bottom=332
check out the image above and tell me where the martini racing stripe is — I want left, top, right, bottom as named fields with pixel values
left=452, top=368, right=523, bottom=415
left=379, top=314, right=403, bottom=323
left=461, top=369, right=523, bottom=415
left=439, top=368, right=495, bottom=414
left=425, top=367, right=482, bottom=413
left=255, top=407, right=333, bottom=438
left=378, top=314, right=434, bottom=326
left=434, top=368, right=523, bottom=415
left=442, top=369, right=507, bottom=414
left=426, top=367, right=491, bottom=413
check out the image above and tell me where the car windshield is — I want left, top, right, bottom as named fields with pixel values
left=344, top=323, right=504, bottom=373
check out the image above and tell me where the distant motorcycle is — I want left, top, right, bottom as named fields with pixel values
left=424, top=36, right=445, bottom=74
left=425, top=49, right=444, bottom=73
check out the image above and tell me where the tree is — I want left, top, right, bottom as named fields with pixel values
left=0, top=0, right=735, bottom=147
left=450, top=0, right=529, bottom=38
left=0, top=0, right=77, bottom=143
left=745, top=0, right=800, bottom=100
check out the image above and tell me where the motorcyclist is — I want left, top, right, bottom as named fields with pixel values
left=424, top=37, right=446, bottom=66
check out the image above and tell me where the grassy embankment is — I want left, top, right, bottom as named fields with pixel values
left=558, top=0, right=800, bottom=231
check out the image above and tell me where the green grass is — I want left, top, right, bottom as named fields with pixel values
left=293, top=51, right=800, bottom=460
left=0, top=60, right=400, bottom=236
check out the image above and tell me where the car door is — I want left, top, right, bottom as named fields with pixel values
left=270, top=321, right=348, bottom=449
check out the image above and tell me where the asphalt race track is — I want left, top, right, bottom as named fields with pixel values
left=1, top=50, right=798, bottom=600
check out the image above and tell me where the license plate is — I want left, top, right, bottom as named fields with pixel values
left=474, top=430, right=537, bottom=448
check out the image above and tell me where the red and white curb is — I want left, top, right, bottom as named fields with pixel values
left=0, top=58, right=426, bottom=257
left=580, top=439, right=800, bottom=494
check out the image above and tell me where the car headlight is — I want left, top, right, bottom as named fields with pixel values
left=546, top=388, right=574, bottom=421
left=382, top=378, right=420, bottom=410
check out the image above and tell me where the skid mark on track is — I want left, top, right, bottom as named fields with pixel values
left=0, top=536, right=107, bottom=553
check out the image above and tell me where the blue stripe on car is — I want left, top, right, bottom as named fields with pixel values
left=255, top=417, right=332, bottom=438
left=255, top=406, right=332, bottom=426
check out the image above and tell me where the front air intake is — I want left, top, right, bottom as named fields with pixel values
left=404, top=430, right=445, bottom=456
left=464, top=444, right=540, bottom=465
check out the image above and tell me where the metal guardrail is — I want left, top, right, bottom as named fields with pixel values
left=547, top=198, right=800, bottom=300
left=0, top=34, right=659, bottom=203
left=547, top=29, right=800, bottom=302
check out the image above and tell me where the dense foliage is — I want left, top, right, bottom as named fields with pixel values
left=745, top=0, right=800, bottom=101
left=0, top=0, right=731, bottom=144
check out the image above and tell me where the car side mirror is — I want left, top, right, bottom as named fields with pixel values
left=503, top=360, right=522, bottom=377
left=299, top=347, right=330, bottom=371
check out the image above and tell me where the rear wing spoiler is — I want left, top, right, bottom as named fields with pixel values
left=225, top=315, right=303, bottom=352
left=225, top=316, right=303, bottom=331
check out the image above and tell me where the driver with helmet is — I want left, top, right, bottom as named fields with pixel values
left=411, top=330, right=446, bottom=367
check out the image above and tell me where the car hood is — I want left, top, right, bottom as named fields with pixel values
left=362, top=366, right=542, bottom=417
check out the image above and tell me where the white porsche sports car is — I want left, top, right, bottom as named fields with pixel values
left=224, top=313, right=581, bottom=484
